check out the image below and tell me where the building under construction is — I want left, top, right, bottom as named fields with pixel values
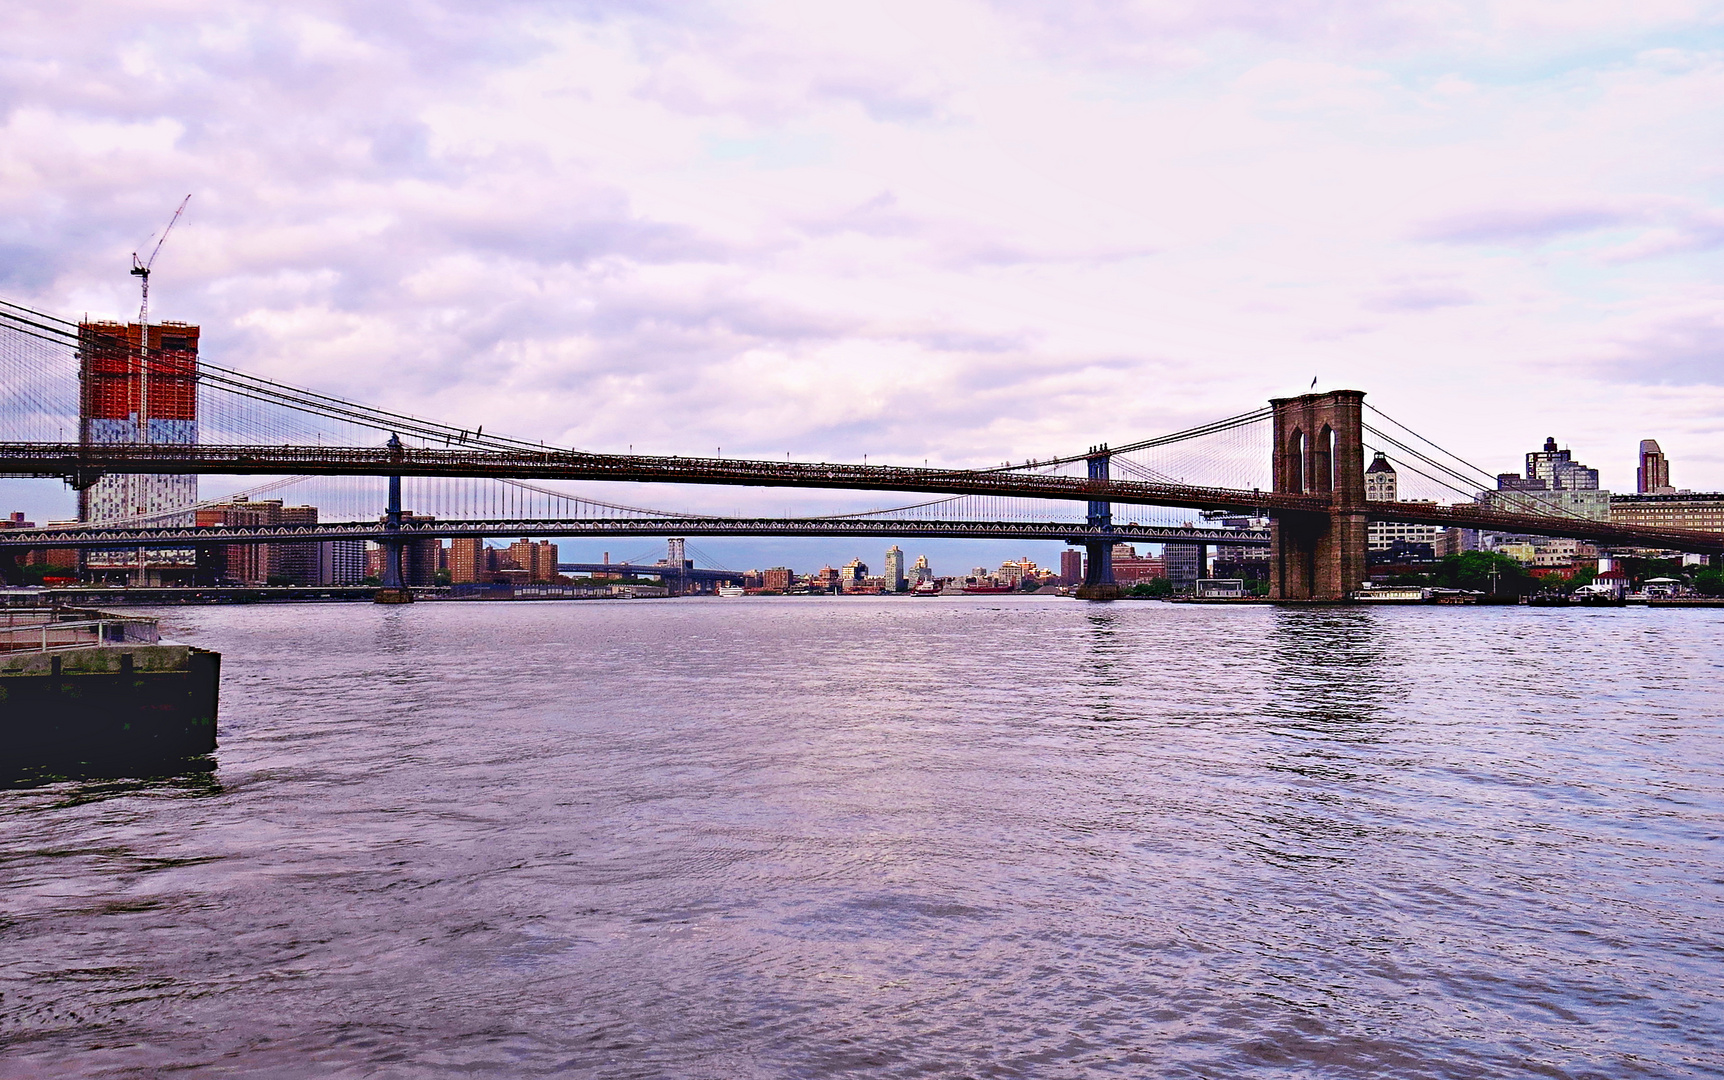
left=78, top=320, right=201, bottom=583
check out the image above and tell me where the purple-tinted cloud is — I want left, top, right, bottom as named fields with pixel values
left=1600, top=314, right=1724, bottom=387
left=1362, top=284, right=1476, bottom=312
left=1412, top=206, right=1634, bottom=245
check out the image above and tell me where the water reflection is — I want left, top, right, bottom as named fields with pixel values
left=1268, top=608, right=1395, bottom=733
left=1078, top=608, right=1131, bottom=724
left=0, top=754, right=217, bottom=791
left=0, top=765, right=221, bottom=804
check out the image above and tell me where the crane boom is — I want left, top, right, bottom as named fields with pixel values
left=129, top=194, right=192, bottom=446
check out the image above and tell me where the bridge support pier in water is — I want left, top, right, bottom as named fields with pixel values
left=1075, top=445, right=1120, bottom=601
left=374, top=438, right=413, bottom=604
left=1268, top=390, right=1369, bottom=602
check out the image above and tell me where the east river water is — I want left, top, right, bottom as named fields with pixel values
left=3, top=597, right=1722, bottom=1078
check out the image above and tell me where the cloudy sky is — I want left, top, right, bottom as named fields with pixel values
left=3, top=1, right=1722, bottom=567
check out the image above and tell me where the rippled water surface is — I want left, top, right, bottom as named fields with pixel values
left=3, top=598, right=1723, bottom=1078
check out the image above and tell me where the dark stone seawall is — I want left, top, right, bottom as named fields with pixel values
left=1, top=645, right=220, bottom=778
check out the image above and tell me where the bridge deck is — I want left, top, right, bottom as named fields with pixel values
left=0, top=518, right=1273, bottom=550
left=3, top=442, right=1720, bottom=553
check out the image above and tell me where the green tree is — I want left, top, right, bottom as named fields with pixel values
left=1124, top=579, right=1174, bottom=598
left=1434, top=551, right=1539, bottom=595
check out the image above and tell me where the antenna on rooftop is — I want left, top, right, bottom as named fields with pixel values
left=129, top=194, right=191, bottom=443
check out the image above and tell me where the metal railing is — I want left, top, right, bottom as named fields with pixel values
left=0, top=612, right=160, bottom=654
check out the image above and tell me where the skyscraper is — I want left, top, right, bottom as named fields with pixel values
left=505, top=539, right=560, bottom=582
left=1525, top=437, right=1599, bottom=490
left=78, top=321, right=199, bottom=522
left=1638, top=439, right=1670, bottom=493
left=883, top=545, right=905, bottom=591
left=78, top=320, right=200, bottom=581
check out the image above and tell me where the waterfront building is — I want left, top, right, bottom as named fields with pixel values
left=362, top=528, right=438, bottom=586
left=1610, top=492, right=1724, bottom=538
left=763, top=567, right=794, bottom=591
left=1638, top=440, right=1672, bottom=493
left=1109, top=544, right=1166, bottom=585
left=402, top=520, right=441, bottom=586
left=1209, top=514, right=1272, bottom=571
left=1059, top=549, right=1083, bottom=585
left=909, top=555, right=933, bottom=584
left=272, top=504, right=322, bottom=584
left=324, top=540, right=366, bottom=585
left=190, top=498, right=322, bottom=584
left=449, top=538, right=486, bottom=584
left=996, top=556, right=1037, bottom=584
left=1164, top=543, right=1202, bottom=590
left=883, top=546, right=905, bottom=591
left=506, top=539, right=560, bottom=583
left=841, top=559, right=868, bottom=590
left=77, top=321, right=200, bottom=524
left=1, top=512, right=33, bottom=529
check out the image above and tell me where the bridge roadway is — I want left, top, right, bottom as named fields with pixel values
left=0, top=517, right=1273, bottom=551
left=557, top=564, right=743, bottom=583
left=3, top=441, right=1721, bottom=553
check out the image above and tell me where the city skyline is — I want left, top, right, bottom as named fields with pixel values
left=2, top=3, right=1722, bottom=533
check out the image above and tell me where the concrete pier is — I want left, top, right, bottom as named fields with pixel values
left=1, top=606, right=220, bottom=778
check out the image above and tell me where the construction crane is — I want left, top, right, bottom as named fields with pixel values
left=129, top=194, right=191, bottom=443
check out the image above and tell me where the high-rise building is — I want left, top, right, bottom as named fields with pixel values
left=910, top=554, right=932, bottom=583
left=1163, top=543, right=1203, bottom=589
left=323, top=540, right=366, bottom=585
left=1059, top=549, right=1083, bottom=585
left=273, top=504, right=322, bottom=584
left=367, top=516, right=441, bottom=586
left=883, top=546, right=905, bottom=591
left=1478, top=437, right=1610, bottom=521
left=1526, top=437, right=1599, bottom=491
left=77, top=321, right=200, bottom=523
left=1638, top=439, right=1671, bottom=494
left=506, top=539, right=560, bottom=583
left=402, top=518, right=441, bottom=586
left=449, top=537, right=487, bottom=583
left=194, top=498, right=324, bottom=584
left=78, top=320, right=201, bottom=581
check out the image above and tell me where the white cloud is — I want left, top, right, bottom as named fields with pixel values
left=3, top=0, right=1724, bottom=539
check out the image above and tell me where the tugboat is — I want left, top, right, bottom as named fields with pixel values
left=911, top=580, right=942, bottom=596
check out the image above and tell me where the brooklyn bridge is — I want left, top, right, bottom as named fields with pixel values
left=3, top=297, right=1719, bottom=601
